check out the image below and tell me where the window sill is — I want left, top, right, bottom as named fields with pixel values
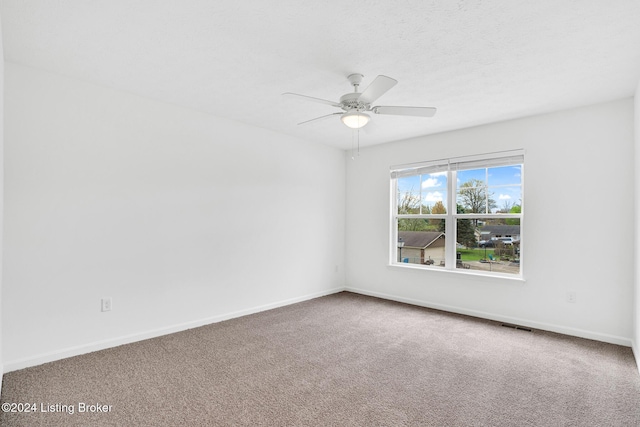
left=388, top=262, right=526, bottom=283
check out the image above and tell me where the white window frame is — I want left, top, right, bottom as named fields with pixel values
left=390, top=150, right=525, bottom=280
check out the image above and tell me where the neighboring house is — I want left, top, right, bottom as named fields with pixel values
left=398, top=231, right=445, bottom=265
left=476, top=225, right=521, bottom=242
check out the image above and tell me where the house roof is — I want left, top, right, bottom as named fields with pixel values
left=479, top=225, right=521, bottom=236
left=398, top=231, right=444, bottom=249
left=2, top=2, right=640, bottom=150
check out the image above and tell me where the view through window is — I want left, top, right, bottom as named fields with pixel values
left=391, top=151, right=524, bottom=277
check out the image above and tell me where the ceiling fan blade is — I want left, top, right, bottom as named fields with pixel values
left=358, top=75, right=398, bottom=105
left=373, top=106, right=437, bottom=117
left=297, top=112, right=342, bottom=125
left=283, top=92, right=341, bottom=108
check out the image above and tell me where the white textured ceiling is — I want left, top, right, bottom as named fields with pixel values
left=2, top=1, right=640, bottom=149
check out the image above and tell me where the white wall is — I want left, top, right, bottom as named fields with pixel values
left=0, top=11, right=5, bottom=393
left=635, top=80, right=640, bottom=370
left=346, top=98, right=635, bottom=345
left=2, top=63, right=346, bottom=370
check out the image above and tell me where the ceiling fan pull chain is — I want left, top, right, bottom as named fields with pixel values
left=351, top=129, right=360, bottom=160
left=351, top=129, right=355, bottom=160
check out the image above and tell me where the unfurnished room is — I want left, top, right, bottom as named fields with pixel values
left=0, top=1, right=639, bottom=426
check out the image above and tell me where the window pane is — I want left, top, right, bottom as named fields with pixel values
left=494, top=186, right=522, bottom=213
left=458, top=165, right=522, bottom=214
left=456, top=218, right=521, bottom=275
left=397, top=176, right=421, bottom=214
left=397, top=221, right=446, bottom=267
left=457, top=169, right=491, bottom=214
left=457, top=168, right=485, bottom=185
left=487, top=165, right=521, bottom=186
left=488, top=165, right=522, bottom=214
left=421, top=172, right=447, bottom=214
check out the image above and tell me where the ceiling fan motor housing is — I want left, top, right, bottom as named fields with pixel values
left=339, top=92, right=369, bottom=112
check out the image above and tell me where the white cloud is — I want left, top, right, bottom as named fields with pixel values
left=422, top=173, right=445, bottom=189
left=424, top=191, right=443, bottom=202
left=421, top=178, right=441, bottom=188
left=498, top=194, right=511, bottom=200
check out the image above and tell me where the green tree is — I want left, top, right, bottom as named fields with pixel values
left=455, top=204, right=476, bottom=248
left=436, top=204, right=476, bottom=248
left=399, top=218, right=430, bottom=231
left=499, top=200, right=514, bottom=213
left=506, top=205, right=521, bottom=226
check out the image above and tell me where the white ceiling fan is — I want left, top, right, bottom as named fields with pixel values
left=283, top=73, right=437, bottom=129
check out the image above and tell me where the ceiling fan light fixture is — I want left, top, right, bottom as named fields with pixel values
left=341, top=111, right=370, bottom=129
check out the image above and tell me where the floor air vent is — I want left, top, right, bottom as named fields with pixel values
left=501, top=323, right=532, bottom=332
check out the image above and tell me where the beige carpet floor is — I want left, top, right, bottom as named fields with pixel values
left=1, top=292, right=639, bottom=426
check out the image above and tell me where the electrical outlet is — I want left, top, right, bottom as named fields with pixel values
left=566, top=292, right=577, bottom=303
left=101, top=297, right=112, bottom=312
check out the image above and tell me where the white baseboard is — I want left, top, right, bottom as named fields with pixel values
left=633, top=340, right=640, bottom=374
left=4, top=287, right=346, bottom=373
left=345, top=286, right=633, bottom=347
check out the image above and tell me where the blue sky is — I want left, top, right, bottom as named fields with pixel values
left=397, top=165, right=522, bottom=213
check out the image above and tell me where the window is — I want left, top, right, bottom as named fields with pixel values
left=391, top=150, right=524, bottom=278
